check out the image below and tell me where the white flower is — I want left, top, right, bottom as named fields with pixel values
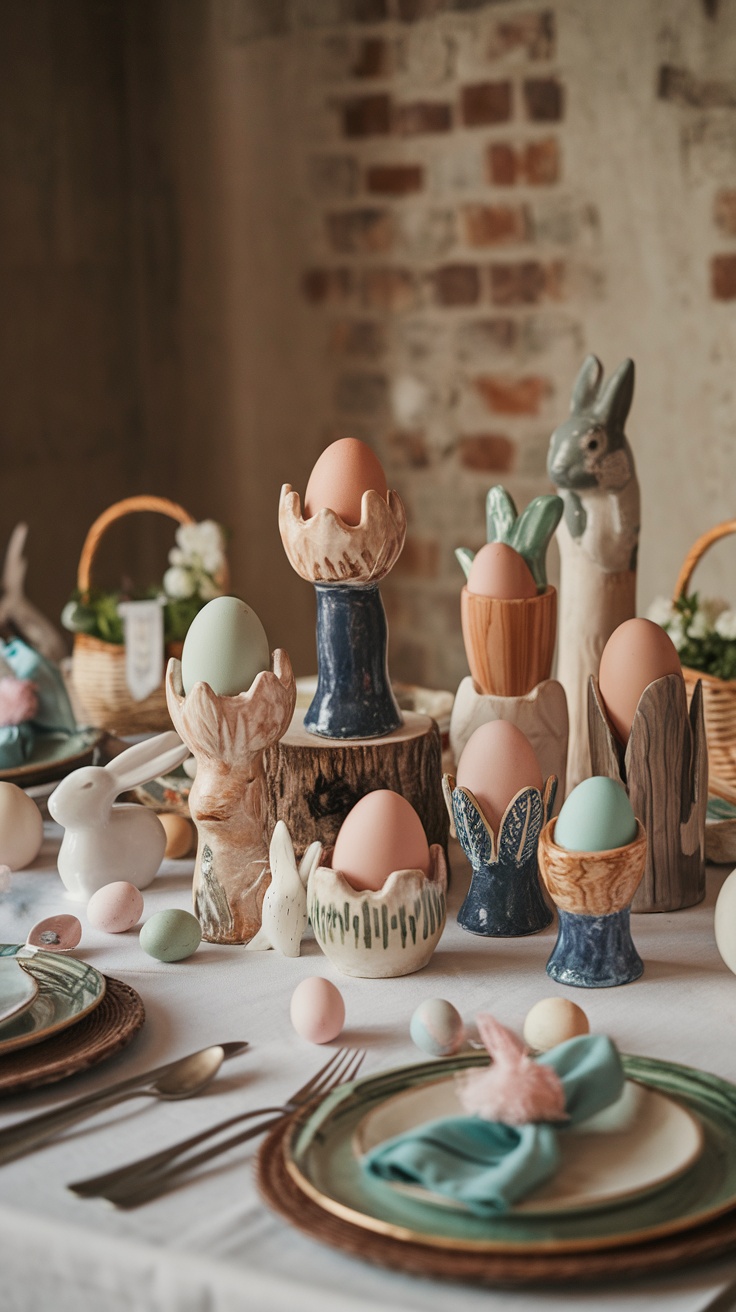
left=689, top=610, right=711, bottom=640
left=701, top=596, right=729, bottom=626
left=715, top=609, right=736, bottom=641
left=198, top=573, right=222, bottom=601
left=163, top=566, right=196, bottom=599
left=647, top=596, right=675, bottom=627
left=668, top=615, right=688, bottom=652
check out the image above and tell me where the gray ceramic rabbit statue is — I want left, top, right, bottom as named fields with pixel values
left=547, top=355, right=640, bottom=792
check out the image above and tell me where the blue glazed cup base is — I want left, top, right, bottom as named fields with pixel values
left=545, top=906, right=643, bottom=989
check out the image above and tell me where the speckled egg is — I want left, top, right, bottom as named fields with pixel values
left=290, top=977, right=345, bottom=1044
left=555, top=777, right=638, bottom=853
left=159, top=814, right=195, bottom=860
left=139, top=908, right=202, bottom=962
left=87, top=882, right=144, bottom=934
left=181, top=596, right=270, bottom=698
left=523, top=997, right=590, bottom=1052
left=410, top=998, right=465, bottom=1057
left=0, top=783, right=43, bottom=870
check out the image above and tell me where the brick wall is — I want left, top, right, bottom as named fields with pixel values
left=295, top=1, right=601, bottom=688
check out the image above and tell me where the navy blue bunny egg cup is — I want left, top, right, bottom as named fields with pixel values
left=442, top=774, right=556, bottom=937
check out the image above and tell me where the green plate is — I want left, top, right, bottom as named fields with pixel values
left=286, top=1053, right=736, bottom=1255
left=0, top=728, right=105, bottom=788
left=0, top=948, right=106, bottom=1054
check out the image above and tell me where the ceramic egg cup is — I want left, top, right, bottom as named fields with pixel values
left=308, top=846, right=447, bottom=978
left=588, top=672, right=707, bottom=913
left=537, top=818, right=647, bottom=988
left=279, top=484, right=405, bottom=740
left=449, top=675, right=568, bottom=804
left=460, top=585, right=557, bottom=700
left=443, top=775, right=556, bottom=937
left=165, top=651, right=296, bottom=945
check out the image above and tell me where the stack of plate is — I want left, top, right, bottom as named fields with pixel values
left=0, top=948, right=144, bottom=1096
left=257, top=1052, right=736, bottom=1286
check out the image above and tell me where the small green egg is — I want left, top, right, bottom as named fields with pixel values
left=555, top=777, right=638, bottom=853
left=139, top=909, right=202, bottom=962
left=181, top=596, right=270, bottom=697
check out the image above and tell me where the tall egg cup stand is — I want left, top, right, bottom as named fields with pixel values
left=273, top=484, right=449, bottom=865
left=165, top=652, right=296, bottom=944
left=450, top=487, right=568, bottom=799
left=588, top=672, right=707, bottom=913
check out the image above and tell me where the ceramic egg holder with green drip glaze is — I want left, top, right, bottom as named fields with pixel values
left=451, top=487, right=569, bottom=803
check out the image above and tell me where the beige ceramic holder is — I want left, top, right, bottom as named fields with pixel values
left=450, top=676, right=568, bottom=804
left=308, top=846, right=447, bottom=978
left=588, top=672, right=707, bottom=913
left=166, top=652, right=296, bottom=944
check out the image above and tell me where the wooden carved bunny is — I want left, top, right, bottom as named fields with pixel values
left=48, top=731, right=190, bottom=900
left=547, top=356, right=640, bottom=791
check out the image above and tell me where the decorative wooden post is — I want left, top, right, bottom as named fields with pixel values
left=547, top=357, right=640, bottom=793
left=588, top=673, right=707, bottom=913
left=165, top=652, right=296, bottom=944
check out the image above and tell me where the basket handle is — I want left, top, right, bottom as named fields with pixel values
left=77, top=496, right=195, bottom=593
left=673, top=519, right=736, bottom=602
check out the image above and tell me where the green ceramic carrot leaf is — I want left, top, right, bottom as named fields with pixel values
left=456, top=486, right=563, bottom=590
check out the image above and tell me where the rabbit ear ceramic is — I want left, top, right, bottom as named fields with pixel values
left=547, top=357, right=639, bottom=793
left=48, top=731, right=189, bottom=901
left=246, top=823, right=321, bottom=957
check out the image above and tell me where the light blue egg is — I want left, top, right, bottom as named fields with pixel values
left=410, top=998, right=465, bottom=1057
left=139, top=909, right=202, bottom=962
left=181, top=596, right=270, bottom=697
left=555, top=776, right=638, bottom=853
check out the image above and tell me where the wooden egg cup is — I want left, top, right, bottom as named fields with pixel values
left=460, top=585, right=557, bottom=699
left=538, top=818, right=647, bottom=988
left=308, top=846, right=448, bottom=978
left=443, top=775, right=555, bottom=937
left=166, top=653, right=296, bottom=944
left=279, top=484, right=405, bottom=740
left=449, top=675, right=568, bottom=804
left=588, top=673, right=707, bottom=913
left=264, top=707, right=449, bottom=866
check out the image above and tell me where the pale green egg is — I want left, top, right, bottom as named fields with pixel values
left=555, top=776, right=638, bottom=853
left=139, top=909, right=202, bottom=962
left=181, top=596, right=270, bottom=696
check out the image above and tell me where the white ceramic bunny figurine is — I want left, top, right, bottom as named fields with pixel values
left=48, top=731, right=190, bottom=901
left=246, top=821, right=321, bottom=957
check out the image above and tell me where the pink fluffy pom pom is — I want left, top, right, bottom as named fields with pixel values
left=456, top=1013, right=567, bottom=1125
left=0, top=677, right=39, bottom=727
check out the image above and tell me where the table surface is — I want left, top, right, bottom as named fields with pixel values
left=1, top=813, right=736, bottom=1312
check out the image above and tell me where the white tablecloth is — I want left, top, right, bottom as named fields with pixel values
left=1, top=817, right=736, bottom=1312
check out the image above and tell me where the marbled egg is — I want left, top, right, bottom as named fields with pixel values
left=410, top=998, right=465, bottom=1057
left=290, top=977, right=345, bottom=1044
left=139, top=909, right=202, bottom=962
left=555, top=777, right=638, bottom=852
left=714, top=868, right=736, bottom=975
left=0, top=783, right=43, bottom=870
left=159, top=813, right=195, bottom=860
left=181, top=596, right=270, bottom=698
left=304, top=438, right=388, bottom=526
left=523, top=997, right=590, bottom=1052
left=87, top=882, right=144, bottom=934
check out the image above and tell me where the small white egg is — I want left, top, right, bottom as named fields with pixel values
left=523, top=997, right=590, bottom=1052
left=0, top=783, right=43, bottom=870
left=410, top=998, right=465, bottom=1057
left=715, top=868, right=736, bottom=975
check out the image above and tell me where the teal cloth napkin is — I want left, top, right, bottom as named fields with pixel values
left=0, top=639, right=77, bottom=769
left=363, top=1035, right=624, bottom=1217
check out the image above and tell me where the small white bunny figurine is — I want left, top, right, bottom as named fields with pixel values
left=246, top=821, right=321, bottom=957
left=48, top=731, right=190, bottom=901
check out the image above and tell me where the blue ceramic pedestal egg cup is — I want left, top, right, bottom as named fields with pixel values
left=305, top=583, right=401, bottom=739
left=442, top=775, right=556, bottom=937
left=537, top=818, right=647, bottom=988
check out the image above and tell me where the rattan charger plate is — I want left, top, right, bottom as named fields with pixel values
left=0, top=976, right=145, bottom=1096
left=256, top=1112, right=736, bottom=1288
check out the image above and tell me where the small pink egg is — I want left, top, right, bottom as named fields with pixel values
left=87, top=882, right=144, bottom=934
left=456, top=721, right=543, bottom=832
left=290, top=977, right=345, bottom=1044
left=466, top=543, right=537, bottom=600
left=332, top=790, right=430, bottom=892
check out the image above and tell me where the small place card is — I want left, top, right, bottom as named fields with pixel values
left=117, top=598, right=165, bottom=702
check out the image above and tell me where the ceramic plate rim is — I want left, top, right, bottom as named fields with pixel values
left=283, top=1053, right=736, bottom=1255
left=0, top=949, right=107, bottom=1054
left=352, top=1075, right=704, bottom=1218
left=0, top=728, right=105, bottom=786
left=0, top=957, right=39, bottom=1027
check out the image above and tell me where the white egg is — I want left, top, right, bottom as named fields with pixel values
left=0, top=783, right=43, bottom=869
left=715, top=868, right=736, bottom=975
left=523, top=997, right=590, bottom=1052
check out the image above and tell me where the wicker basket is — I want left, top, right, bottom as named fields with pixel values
left=70, top=496, right=197, bottom=735
left=673, top=520, right=736, bottom=793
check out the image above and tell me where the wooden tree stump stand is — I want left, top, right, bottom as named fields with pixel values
left=264, top=709, right=449, bottom=864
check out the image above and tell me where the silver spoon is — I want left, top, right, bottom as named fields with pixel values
left=0, top=1040, right=248, bottom=1166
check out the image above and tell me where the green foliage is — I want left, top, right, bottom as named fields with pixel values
left=671, top=594, right=736, bottom=682
left=63, top=588, right=207, bottom=648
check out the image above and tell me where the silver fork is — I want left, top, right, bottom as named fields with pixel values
left=68, top=1047, right=365, bottom=1209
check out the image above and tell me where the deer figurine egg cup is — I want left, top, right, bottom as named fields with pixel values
left=451, top=487, right=568, bottom=799
left=165, top=651, right=296, bottom=944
